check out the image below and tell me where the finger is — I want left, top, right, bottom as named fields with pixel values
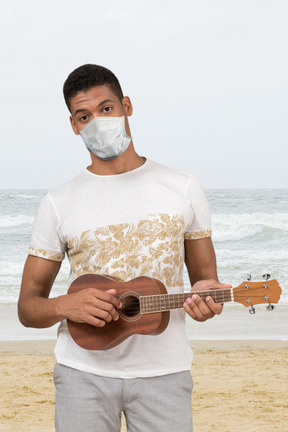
left=204, top=281, right=232, bottom=289
left=183, top=299, right=200, bottom=321
left=215, top=283, right=232, bottom=289
left=192, top=295, right=214, bottom=317
left=105, top=289, right=122, bottom=308
left=89, top=307, right=116, bottom=323
left=205, top=296, right=223, bottom=315
left=184, top=296, right=214, bottom=321
left=90, top=288, right=122, bottom=309
left=106, top=289, right=117, bottom=295
left=86, top=315, right=106, bottom=327
left=92, top=298, right=120, bottom=322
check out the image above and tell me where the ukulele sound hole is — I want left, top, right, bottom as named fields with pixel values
left=119, top=293, right=141, bottom=321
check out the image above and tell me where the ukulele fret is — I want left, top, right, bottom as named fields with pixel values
left=140, top=293, right=188, bottom=314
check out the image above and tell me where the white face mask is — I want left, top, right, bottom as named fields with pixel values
left=79, top=116, right=132, bottom=160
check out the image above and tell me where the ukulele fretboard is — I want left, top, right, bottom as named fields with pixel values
left=140, top=289, right=233, bottom=314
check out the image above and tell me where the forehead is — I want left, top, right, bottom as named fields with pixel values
left=70, top=85, right=120, bottom=115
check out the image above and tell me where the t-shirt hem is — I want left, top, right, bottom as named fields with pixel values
left=54, top=355, right=193, bottom=379
left=28, top=247, right=64, bottom=262
left=184, top=229, right=212, bottom=240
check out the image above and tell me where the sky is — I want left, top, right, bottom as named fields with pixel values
left=1, top=0, right=287, bottom=189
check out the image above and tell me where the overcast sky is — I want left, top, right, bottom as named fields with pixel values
left=1, top=0, right=287, bottom=189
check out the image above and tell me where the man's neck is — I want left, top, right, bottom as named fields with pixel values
left=87, top=144, right=146, bottom=176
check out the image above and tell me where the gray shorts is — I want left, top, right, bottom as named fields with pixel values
left=54, top=363, right=193, bottom=432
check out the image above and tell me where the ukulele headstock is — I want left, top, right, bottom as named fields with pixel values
left=233, top=276, right=281, bottom=313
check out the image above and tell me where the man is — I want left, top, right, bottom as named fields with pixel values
left=18, top=64, right=230, bottom=432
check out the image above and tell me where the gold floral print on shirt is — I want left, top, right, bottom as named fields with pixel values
left=28, top=247, right=64, bottom=262
left=184, top=230, right=212, bottom=240
left=67, top=214, right=186, bottom=288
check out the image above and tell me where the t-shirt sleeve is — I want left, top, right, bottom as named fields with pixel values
left=28, top=193, right=65, bottom=261
left=184, top=176, right=212, bottom=240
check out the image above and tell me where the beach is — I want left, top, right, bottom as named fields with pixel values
left=1, top=188, right=287, bottom=431
left=1, top=297, right=287, bottom=432
left=1, top=304, right=287, bottom=431
left=1, top=339, right=287, bottom=432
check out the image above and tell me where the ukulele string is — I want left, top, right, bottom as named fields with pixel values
left=122, top=284, right=274, bottom=314
left=119, top=291, right=234, bottom=313
left=120, top=284, right=271, bottom=313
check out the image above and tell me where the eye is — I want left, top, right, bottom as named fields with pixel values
left=79, top=114, right=90, bottom=123
left=102, top=106, right=113, bottom=113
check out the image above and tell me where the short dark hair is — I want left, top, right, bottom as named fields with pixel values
left=63, top=64, right=124, bottom=111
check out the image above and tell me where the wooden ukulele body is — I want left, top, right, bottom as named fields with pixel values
left=67, top=274, right=170, bottom=350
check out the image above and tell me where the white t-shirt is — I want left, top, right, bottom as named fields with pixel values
left=29, top=159, right=211, bottom=378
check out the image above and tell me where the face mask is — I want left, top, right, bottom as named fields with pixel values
left=79, top=116, right=132, bottom=160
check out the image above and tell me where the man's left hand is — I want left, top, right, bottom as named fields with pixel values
left=183, top=279, right=232, bottom=322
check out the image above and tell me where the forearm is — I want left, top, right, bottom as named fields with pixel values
left=18, top=256, right=63, bottom=328
left=18, top=294, right=65, bottom=328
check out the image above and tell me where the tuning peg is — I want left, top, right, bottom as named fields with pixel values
left=247, top=274, right=252, bottom=281
left=249, top=306, right=256, bottom=314
left=263, top=273, right=271, bottom=281
left=266, top=304, right=275, bottom=311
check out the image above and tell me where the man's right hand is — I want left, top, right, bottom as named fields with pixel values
left=56, top=288, right=121, bottom=327
left=18, top=256, right=120, bottom=329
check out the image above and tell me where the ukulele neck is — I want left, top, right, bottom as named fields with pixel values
left=140, top=288, right=233, bottom=314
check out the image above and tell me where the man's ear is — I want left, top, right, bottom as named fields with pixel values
left=122, top=96, right=133, bottom=116
left=70, top=116, right=80, bottom=135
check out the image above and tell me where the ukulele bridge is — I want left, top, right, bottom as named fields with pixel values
left=118, top=291, right=142, bottom=322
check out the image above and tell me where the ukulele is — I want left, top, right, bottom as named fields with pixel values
left=67, top=274, right=282, bottom=350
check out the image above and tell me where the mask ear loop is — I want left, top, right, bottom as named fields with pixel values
left=121, top=116, right=132, bottom=140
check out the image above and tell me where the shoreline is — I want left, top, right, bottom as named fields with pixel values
left=1, top=302, right=288, bottom=342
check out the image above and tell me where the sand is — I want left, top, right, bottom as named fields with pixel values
left=0, top=340, right=287, bottom=432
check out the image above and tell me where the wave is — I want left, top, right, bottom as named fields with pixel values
left=0, top=215, right=34, bottom=227
left=7, top=194, right=39, bottom=199
left=14, top=194, right=40, bottom=199
left=212, top=213, right=288, bottom=242
left=216, top=247, right=287, bottom=270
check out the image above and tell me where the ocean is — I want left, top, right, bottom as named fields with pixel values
left=0, top=188, right=287, bottom=305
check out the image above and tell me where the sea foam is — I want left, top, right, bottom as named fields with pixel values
left=212, top=213, right=288, bottom=242
left=0, top=215, right=34, bottom=227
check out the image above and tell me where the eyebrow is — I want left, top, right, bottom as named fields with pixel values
left=97, top=98, right=115, bottom=107
left=73, top=99, right=115, bottom=117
